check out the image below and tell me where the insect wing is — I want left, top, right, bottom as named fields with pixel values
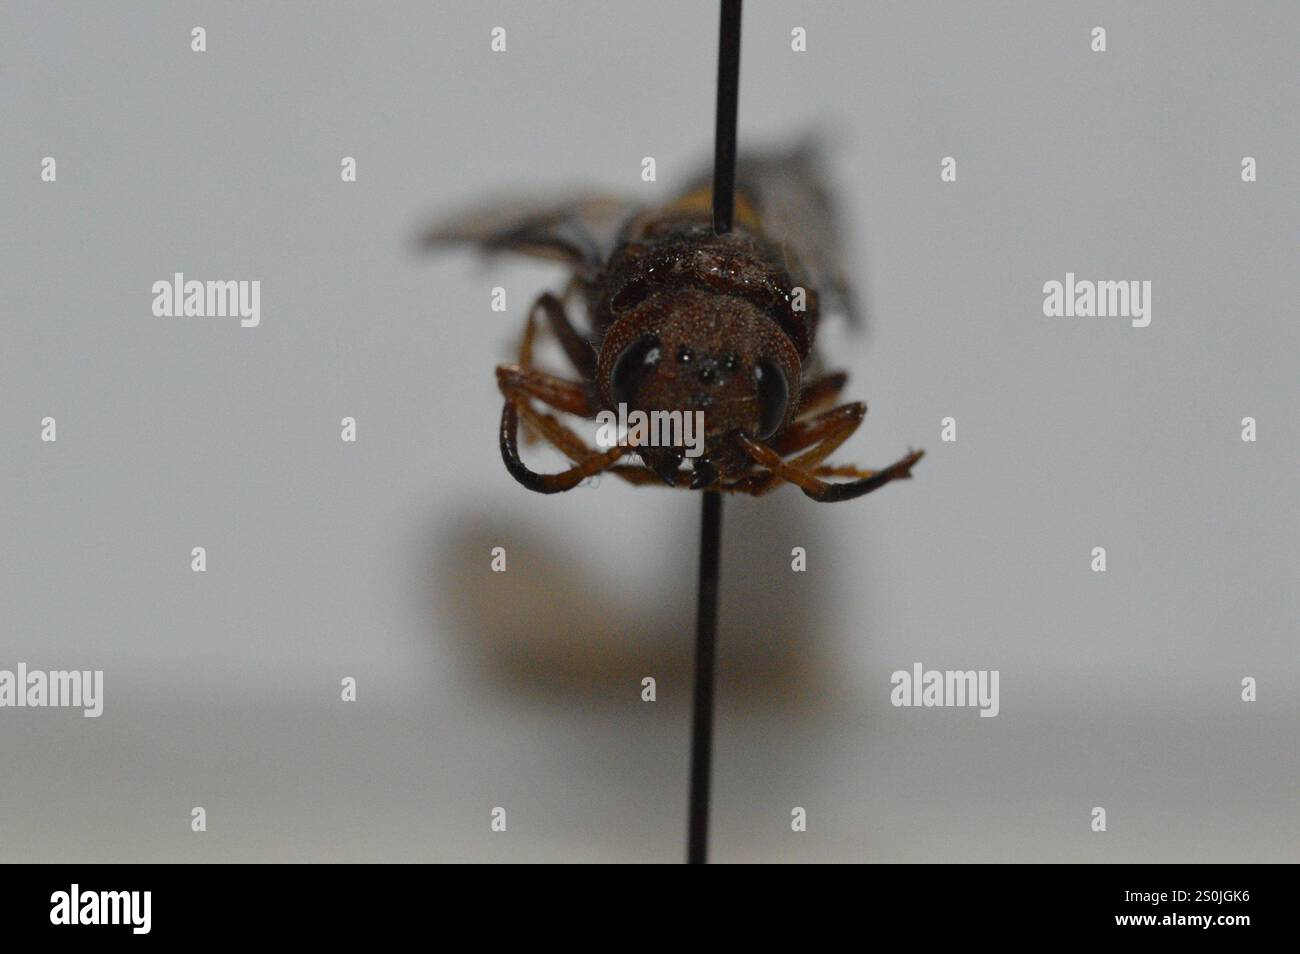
left=421, top=194, right=639, bottom=278
left=688, top=142, right=862, bottom=326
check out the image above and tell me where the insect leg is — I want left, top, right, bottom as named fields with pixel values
left=795, top=371, right=848, bottom=419
left=497, top=364, right=677, bottom=492
left=810, top=463, right=882, bottom=479
left=737, top=403, right=923, bottom=502
left=529, top=291, right=597, bottom=380
left=767, top=402, right=866, bottom=461
left=781, top=405, right=917, bottom=488
left=497, top=363, right=599, bottom=458
left=513, top=294, right=594, bottom=446
left=718, top=471, right=784, bottom=497
left=739, top=436, right=922, bottom=503
left=515, top=285, right=594, bottom=372
left=496, top=364, right=596, bottom=415
left=497, top=363, right=680, bottom=490
left=499, top=401, right=626, bottom=494
left=722, top=403, right=877, bottom=497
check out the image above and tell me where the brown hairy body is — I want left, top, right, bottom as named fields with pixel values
left=428, top=146, right=922, bottom=501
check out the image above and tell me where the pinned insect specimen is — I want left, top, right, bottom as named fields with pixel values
left=426, top=145, right=922, bottom=502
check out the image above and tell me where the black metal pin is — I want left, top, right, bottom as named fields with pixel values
left=711, top=0, right=742, bottom=236
left=688, top=0, right=741, bottom=866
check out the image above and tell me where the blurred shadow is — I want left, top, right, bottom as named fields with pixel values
left=431, top=488, right=845, bottom=711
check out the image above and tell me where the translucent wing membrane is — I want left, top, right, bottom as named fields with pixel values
left=420, top=194, right=638, bottom=278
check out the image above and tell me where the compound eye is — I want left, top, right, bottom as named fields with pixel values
left=610, top=334, right=661, bottom=406
left=754, top=358, right=790, bottom=440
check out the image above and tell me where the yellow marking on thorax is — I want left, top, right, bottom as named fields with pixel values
left=665, top=185, right=763, bottom=232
